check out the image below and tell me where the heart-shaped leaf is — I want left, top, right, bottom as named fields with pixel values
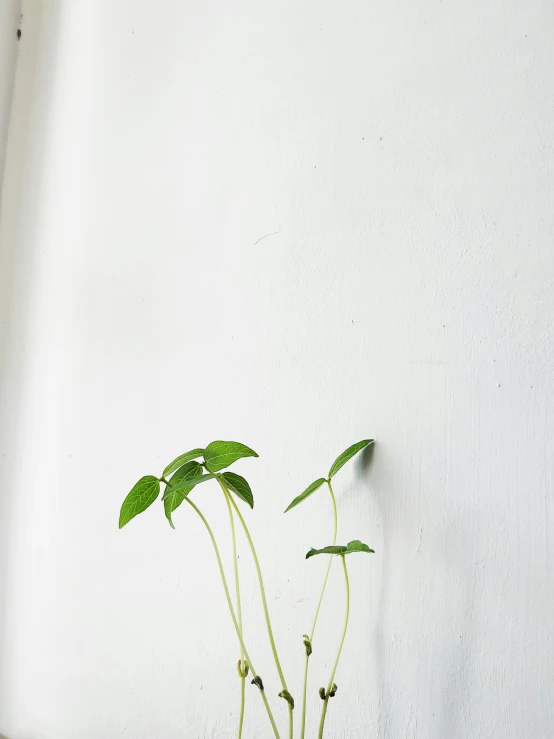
left=161, top=472, right=215, bottom=500
left=119, top=476, right=160, bottom=529
left=204, top=440, right=258, bottom=473
left=162, top=448, right=205, bottom=478
left=284, top=478, right=327, bottom=513
left=328, top=439, right=374, bottom=479
left=306, top=539, right=375, bottom=559
left=164, top=461, right=203, bottom=528
left=221, top=471, right=254, bottom=509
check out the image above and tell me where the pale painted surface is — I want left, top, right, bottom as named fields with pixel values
left=1, top=1, right=553, bottom=738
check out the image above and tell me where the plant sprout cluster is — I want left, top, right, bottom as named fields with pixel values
left=119, top=438, right=374, bottom=739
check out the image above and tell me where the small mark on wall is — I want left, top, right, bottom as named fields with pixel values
left=254, top=231, right=279, bottom=246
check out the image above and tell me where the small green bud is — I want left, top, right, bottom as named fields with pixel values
left=279, top=690, right=295, bottom=709
left=237, top=660, right=249, bottom=678
left=329, top=683, right=338, bottom=697
left=319, top=687, right=326, bottom=700
left=303, top=634, right=312, bottom=657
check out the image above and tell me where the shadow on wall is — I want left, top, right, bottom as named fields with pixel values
left=367, top=440, right=483, bottom=739
left=0, top=0, right=63, bottom=718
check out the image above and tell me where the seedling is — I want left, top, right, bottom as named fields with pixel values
left=119, top=438, right=375, bottom=738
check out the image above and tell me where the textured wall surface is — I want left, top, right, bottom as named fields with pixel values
left=1, top=1, right=553, bottom=738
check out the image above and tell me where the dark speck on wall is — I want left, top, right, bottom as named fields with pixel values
left=17, top=29, right=22, bottom=40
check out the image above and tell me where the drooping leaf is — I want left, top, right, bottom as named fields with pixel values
left=161, top=472, right=215, bottom=500
left=163, top=461, right=203, bottom=528
left=162, top=448, right=205, bottom=478
left=345, top=539, right=375, bottom=554
left=204, top=440, right=258, bottom=473
left=328, top=439, right=374, bottom=479
left=119, top=476, right=160, bottom=529
left=306, top=545, right=347, bottom=559
left=305, top=540, right=375, bottom=559
left=284, top=478, right=327, bottom=513
left=221, top=471, right=254, bottom=509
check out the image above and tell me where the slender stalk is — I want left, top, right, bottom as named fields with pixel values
left=238, top=672, right=246, bottom=739
left=317, top=554, right=350, bottom=739
left=309, top=481, right=338, bottom=640
left=182, top=495, right=281, bottom=739
left=300, top=656, right=310, bottom=739
left=226, top=492, right=294, bottom=739
left=299, top=479, right=338, bottom=739
left=218, top=480, right=246, bottom=739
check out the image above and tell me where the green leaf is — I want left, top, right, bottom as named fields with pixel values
left=346, top=539, right=375, bottom=554
left=328, top=439, right=374, bottom=479
left=161, top=472, right=215, bottom=501
left=119, top=476, right=160, bottom=529
left=221, top=471, right=254, bottom=509
left=163, top=461, right=203, bottom=528
left=162, top=448, right=205, bottom=477
left=306, top=539, right=375, bottom=559
left=306, top=545, right=347, bottom=559
left=284, top=478, right=327, bottom=513
left=204, top=440, right=258, bottom=473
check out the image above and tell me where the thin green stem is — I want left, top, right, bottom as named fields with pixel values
left=182, top=495, right=281, bottom=739
left=238, top=672, right=246, bottom=739
left=218, top=480, right=246, bottom=739
left=226, top=492, right=293, bottom=739
left=317, top=554, right=350, bottom=739
left=299, top=655, right=310, bottom=739
left=309, top=481, right=338, bottom=640
left=299, top=479, right=338, bottom=739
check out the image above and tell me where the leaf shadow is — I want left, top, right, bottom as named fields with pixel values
left=362, top=442, right=478, bottom=738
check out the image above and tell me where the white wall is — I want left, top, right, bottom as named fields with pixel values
left=1, top=1, right=553, bottom=738
left=0, top=2, right=19, bottom=180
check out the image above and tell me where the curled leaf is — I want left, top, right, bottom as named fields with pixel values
left=284, top=478, right=327, bottom=513
left=328, top=439, right=374, bottom=480
left=162, top=448, right=205, bottom=478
